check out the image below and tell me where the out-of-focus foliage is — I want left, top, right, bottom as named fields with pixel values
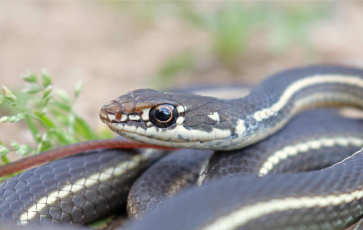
left=179, top=2, right=328, bottom=65
left=154, top=50, right=197, bottom=87
left=112, top=2, right=329, bottom=85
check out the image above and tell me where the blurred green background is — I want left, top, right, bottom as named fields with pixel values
left=1, top=1, right=363, bottom=154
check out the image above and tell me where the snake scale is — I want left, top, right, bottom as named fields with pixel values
left=1, top=65, right=363, bottom=229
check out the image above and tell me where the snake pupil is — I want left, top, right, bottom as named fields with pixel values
left=149, top=104, right=178, bottom=128
left=155, top=107, right=171, bottom=121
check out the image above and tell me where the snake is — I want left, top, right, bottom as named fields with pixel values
left=198, top=108, right=363, bottom=184
left=0, top=86, right=248, bottom=227
left=99, top=65, right=363, bottom=150
left=99, top=65, right=363, bottom=229
left=124, top=85, right=363, bottom=220
left=127, top=108, right=363, bottom=222
left=0, top=146, right=170, bottom=226
left=0, top=65, right=363, bottom=229
left=0, top=86, right=247, bottom=227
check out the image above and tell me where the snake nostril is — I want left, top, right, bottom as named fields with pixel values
left=116, top=112, right=122, bottom=120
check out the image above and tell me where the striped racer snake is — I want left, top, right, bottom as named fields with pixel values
left=100, top=65, right=363, bottom=230
left=1, top=65, right=363, bottom=229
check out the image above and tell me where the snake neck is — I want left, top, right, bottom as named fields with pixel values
left=212, top=65, right=363, bottom=150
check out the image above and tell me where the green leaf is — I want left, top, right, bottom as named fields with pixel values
left=17, top=144, right=32, bottom=156
left=56, top=90, right=70, bottom=104
left=23, top=84, right=42, bottom=94
left=41, top=133, right=48, bottom=142
left=10, top=141, right=20, bottom=150
left=0, top=116, right=8, bottom=123
left=87, top=215, right=114, bottom=229
left=35, top=133, right=42, bottom=142
left=2, top=86, right=12, bottom=96
left=67, top=113, right=75, bottom=136
left=50, top=107, right=69, bottom=123
left=9, top=141, right=31, bottom=156
left=74, top=116, right=99, bottom=140
left=74, top=81, right=83, bottom=100
left=41, top=69, right=52, bottom=88
left=1, top=155, right=10, bottom=164
left=0, top=145, right=10, bottom=155
left=0, top=174, right=17, bottom=182
left=34, top=112, right=59, bottom=131
left=43, top=85, right=52, bottom=98
left=0, top=95, right=3, bottom=104
left=34, top=112, right=56, bottom=129
left=2, top=86, right=17, bottom=103
left=15, top=113, right=25, bottom=122
left=25, top=114, right=39, bottom=140
left=21, top=72, right=38, bottom=83
left=41, top=95, right=52, bottom=107
left=48, top=129, right=74, bottom=145
left=36, top=141, right=43, bottom=154
left=35, top=133, right=51, bottom=153
left=33, top=110, right=46, bottom=118
left=98, top=128, right=114, bottom=139
left=52, top=101, right=71, bottom=112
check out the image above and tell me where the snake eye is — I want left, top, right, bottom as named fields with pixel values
left=149, top=104, right=178, bottom=128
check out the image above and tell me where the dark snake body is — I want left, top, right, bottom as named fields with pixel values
left=0, top=148, right=167, bottom=226
left=127, top=149, right=212, bottom=220
left=128, top=150, right=363, bottom=230
left=1, top=66, right=363, bottom=229
left=127, top=109, right=363, bottom=222
left=100, top=65, right=363, bottom=229
left=2, top=108, right=362, bottom=229
left=200, top=109, right=363, bottom=183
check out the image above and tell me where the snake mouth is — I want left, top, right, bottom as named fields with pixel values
left=100, top=104, right=154, bottom=137
left=99, top=102, right=153, bottom=125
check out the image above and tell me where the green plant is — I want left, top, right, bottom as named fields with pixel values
left=0, top=70, right=111, bottom=179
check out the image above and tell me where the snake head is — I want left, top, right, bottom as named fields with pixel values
left=100, top=89, right=240, bottom=149
left=100, top=89, right=185, bottom=130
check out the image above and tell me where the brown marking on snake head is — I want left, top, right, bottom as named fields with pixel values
left=135, top=102, right=154, bottom=111
left=106, top=103, right=122, bottom=114
left=123, top=103, right=136, bottom=113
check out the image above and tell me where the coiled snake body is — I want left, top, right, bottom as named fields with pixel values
left=1, top=65, right=363, bottom=229
left=100, top=65, right=363, bottom=229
